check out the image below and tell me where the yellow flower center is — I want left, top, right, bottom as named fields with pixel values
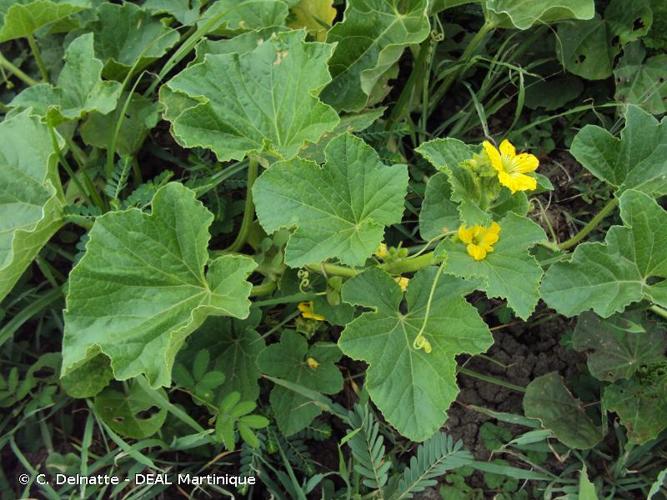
left=395, top=276, right=409, bottom=292
left=306, top=357, right=320, bottom=369
left=482, top=139, right=539, bottom=194
left=457, top=222, right=501, bottom=261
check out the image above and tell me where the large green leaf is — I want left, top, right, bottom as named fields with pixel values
left=557, top=17, right=616, bottom=81
left=253, top=133, right=408, bottom=267
left=61, top=183, right=257, bottom=388
left=437, top=213, right=546, bottom=320
left=523, top=372, right=603, bottom=449
left=144, top=0, right=202, bottom=25
left=0, top=111, right=64, bottom=301
left=257, top=330, right=343, bottom=436
left=339, top=268, right=493, bottom=441
left=569, top=105, right=667, bottom=196
left=604, top=363, right=667, bottom=444
left=605, top=0, right=653, bottom=45
left=614, top=45, right=667, bottom=116
left=321, top=0, right=430, bottom=112
left=10, top=33, right=121, bottom=124
left=573, top=312, right=667, bottom=382
left=419, top=172, right=459, bottom=241
left=164, top=30, right=339, bottom=163
left=0, top=0, right=89, bottom=42
left=199, top=0, right=289, bottom=32
left=89, top=2, right=179, bottom=80
left=486, top=0, right=595, bottom=30
left=541, top=190, right=667, bottom=318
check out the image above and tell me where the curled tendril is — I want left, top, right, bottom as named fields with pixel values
left=297, top=269, right=311, bottom=292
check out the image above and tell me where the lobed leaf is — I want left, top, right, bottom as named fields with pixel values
left=0, top=0, right=89, bottom=42
left=253, top=133, right=408, bottom=267
left=486, top=0, right=595, bottom=30
left=339, top=267, right=493, bottom=441
left=62, top=183, right=257, bottom=390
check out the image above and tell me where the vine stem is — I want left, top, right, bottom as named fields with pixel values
left=649, top=305, right=667, bottom=320
left=558, top=197, right=619, bottom=251
left=27, top=35, right=49, bottom=82
left=225, top=157, right=258, bottom=253
left=0, top=51, right=38, bottom=86
left=458, top=367, right=526, bottom=393
left=413, top=258, right=446, bottom=350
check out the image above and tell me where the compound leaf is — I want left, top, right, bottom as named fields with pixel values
left=573, top=312, right=667, bottom=382
left=253, top=133, right=408, bottom=267
left=321, top=0, right=430, bottom=112
left=0, top=0, right=90, bottom=42
left=11, top=33, right=121, bottom=124
left=570, top=105, right=667, bottom=196
left=89, top=2, right=179, bottom=80
left=0, top=111, right=64, bottom=301
left=257, top=330, right=343, bottom=436
left=486, top=0, right=595, bottom=30
left=541, top=190, right=667, bottom=317
left=164, top=30, right=339, bottom=163
left=523, top=372, right=603, bottom=449
left=62, top=183, right=257, bottom=389
left=339, top=267, right=493, bottom=441
left=438, top=213, right=547, bottom=320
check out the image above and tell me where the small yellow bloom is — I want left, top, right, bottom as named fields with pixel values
left=306, top=357, right=320, bottom=369
left=482, top=139, right=539, bottom=193
left=298, top=301, right=325, bottom=321
left=375, top=243, right=389, bottom=259
left=458, top=222, right=501, bottom=261
left=395, top=276, right=410, bottom=292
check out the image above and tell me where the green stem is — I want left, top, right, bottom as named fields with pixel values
left=48, top=126, right=92, bottom=206
left=250, top=281, right=277, bottom=297
left=458, top=367, right=526, bottom=393
left=306, top=262, right=360, bottom=278
left=382, top=251, right=440, bottom=274
left=428, top=20, right=495, bottom=117
left=0, top=51, right=38, bottom=86
left=558, top=197, right=619, bottom=251
left=27, top=35, right=49, bottom=82
left=649, top=305, right=667, bottom=320
left=225, top=157, right=258, bottom=253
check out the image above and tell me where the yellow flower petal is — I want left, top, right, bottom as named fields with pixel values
left=478, top=222, right=501, bottom=249
left=467, top=244, right=487, bottom=260
left=458, top=225, right=475, bottom=244
left=482, top=141, right=502, bottom=172
left=513, top=153, right=539, bottom=173
left=499, top=139, right=516, bottom=158
left=298, top=301, right=325, bottom=321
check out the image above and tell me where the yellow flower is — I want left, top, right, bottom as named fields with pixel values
left=458, top=222, right=501, bottom=261
left=298, top=301, right=325, bottom=321
left=306, top=357, right=320, bottom=369
left=482, top=139, right=539, bottom=193
left=395, top=276, right=410, bottom=292
left=375, top=243, right=389, bottom=259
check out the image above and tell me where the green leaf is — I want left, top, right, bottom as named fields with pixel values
left=164, top=30, right=339, bottom=163
left=614, top=44, right=667, bottom=115
left=541, top=190, right=667, bottom=317
left=0, top=0, right=90, bottom=42
left=89, top=2, right=179, bottom=80
left=603, top=363, right=667, bottom=444
left=257, top=330, right=343, bottom=436
left=339, top=268, right=493, bottom=441
left=0, top=111, right=64, bottom=301
left=573, top=312, right=667, bottom=382
left=438, top=213, right=546, bottom=319
left=321, top=0, right=430, bottom=112
left=569, top=105, right=667, bottom=196
left=605, top=0, right=652, bottom=45
left=523, top=372, right=603, bottom=450
left=144, top=0, right=202, bottom=25
left=253, top=133, right=408, bottom=267
left=200, top=0, right=289, bottom=32
left=288, top=0, right=336, bottom=41
left=578, top=465, right=598, bottom=500
left=81, top=92, right=159, bottom=155
left=11, top=33, right=121, bottom=124
left=419, top=173, right=459, bottom=241
left=61, top=183, right=257, bottom=388
left=645, top=0, right=667, bottom=50
left=60, top=355, right=113, bottom=398
left=94, top=381, right=168, bottom=439
left=557, top=17, right=615, bottom=80
left=486, top=0, right=595, bottom=30
left=215, top=391, right=268, bottom=450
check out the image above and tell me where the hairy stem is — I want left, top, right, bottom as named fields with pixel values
left=458, top=367, right=526, bottom=393
left=0, top=51, right=38, bottom=86
left=558, top=197, right=619, bottom=251
left=649, top=305, right=667, bottom=320
left=225, top=157, right=258, bottom=253
left=27, top=35, right=49, bottom=82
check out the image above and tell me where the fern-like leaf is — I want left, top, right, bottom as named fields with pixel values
left=388, top=433, right=472, bottom=500
left=347, top=404, right=391, bottom=490
left=104, top=157, right=132, bottom=202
